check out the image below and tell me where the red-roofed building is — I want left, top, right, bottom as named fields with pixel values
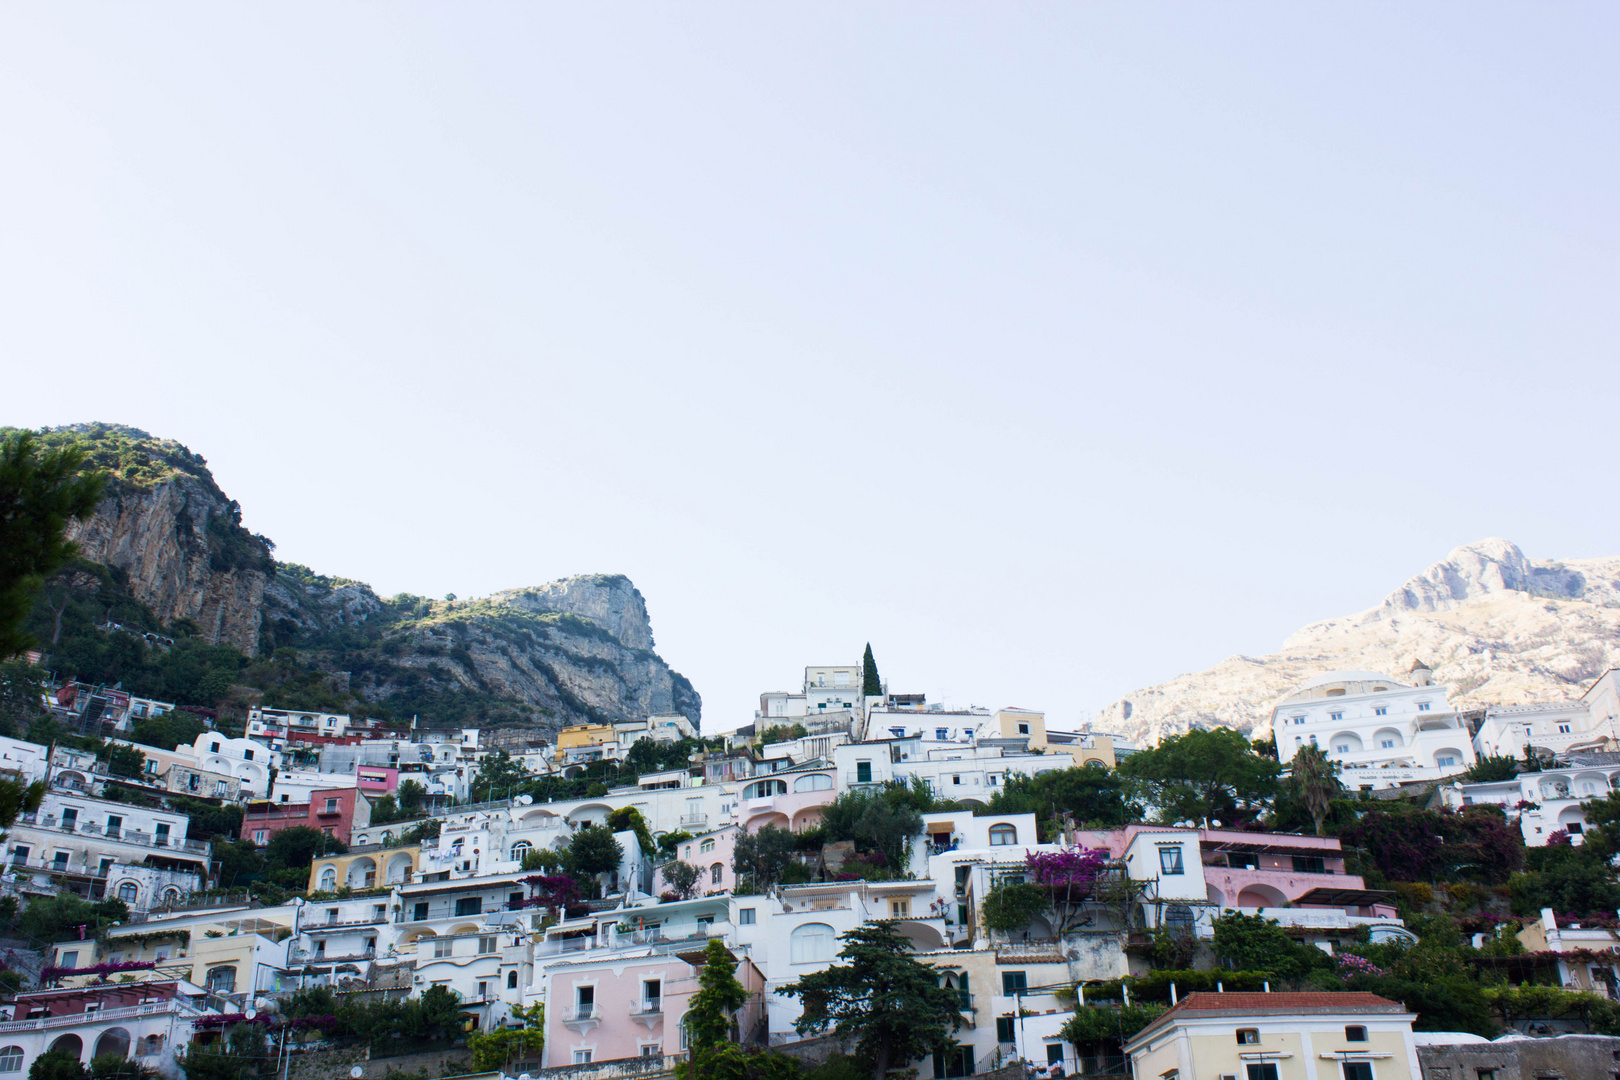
left=1124, top=991, right=1422, bottom=1080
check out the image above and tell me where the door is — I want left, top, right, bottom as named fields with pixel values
left=856, top=761, right=872, bottom=783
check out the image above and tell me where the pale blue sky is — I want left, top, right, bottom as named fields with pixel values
left=3, top=5, right=1616, bottom=733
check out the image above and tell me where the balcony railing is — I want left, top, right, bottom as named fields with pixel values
left=846, top=772, right=882, bottom=786
left=0, top=999, right=201, bottom=1034
left=307, top=915, right=390, bottom=930
left=678, top=814, right=708, bottom=827
left=17, top=815, right=208, bottom=855
left=563, top=1004, right=597, bottom=1022
left=289, top=947, right=377, bottom=964
left=629, top=1000, right=663, bottom=1017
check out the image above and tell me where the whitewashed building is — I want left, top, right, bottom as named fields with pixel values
left=1438, top=756, right=1620, bottom=845
left=1474, top=669, right=1620, bottom=761
left=1272, top=665, right=1476, bottom=789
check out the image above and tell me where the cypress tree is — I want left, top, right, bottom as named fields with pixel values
left=861, top=642, right=882, bottom=697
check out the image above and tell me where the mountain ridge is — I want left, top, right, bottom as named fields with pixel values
left=14, top=423, right=700, bottom=741
left=1092, top=538, right=1620, bottom=746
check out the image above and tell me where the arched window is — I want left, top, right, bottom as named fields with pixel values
left=117, top=881, right=138, bottom=904
left=1163, top=904, right=1195, bottom=934
left=988, top=824, right=1017, bottom=846
left=140, top=1035, right=164, bottom=1058
left=507, top=970, right=518, bottom=989
left=511, top=841, right=532, bottom=861
left=162, top=887, right=183, bottom=903
left=794, top=774, right=833, bottom=793
left=319, top=866, right=337, bottom=891
left=711, top=863, right=723, bottom=885
left=0, top=1047, right=23, bottom=1072
left=791, top=923, right=836, bottom=964
left=206, top=966, right=236, bottom=993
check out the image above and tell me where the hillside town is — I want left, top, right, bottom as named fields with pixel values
left=1, top=657, right=1619, bottom=1080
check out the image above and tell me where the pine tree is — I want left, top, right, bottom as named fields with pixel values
left=781, top=922, right=963, bottom=1080
left=861, top=642, right=882, bottom=698
left=676, top=939, right=797, bottom=1080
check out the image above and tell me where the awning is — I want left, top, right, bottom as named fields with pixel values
left=1202, top=839, right=1346, bottom=858
left=1293, top=887, right=1396, bottom=907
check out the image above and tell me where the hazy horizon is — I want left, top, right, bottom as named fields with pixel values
left=5, top=5, right=1617, bottom=735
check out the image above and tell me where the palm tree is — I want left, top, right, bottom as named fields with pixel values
left=1289, top=745, right=1342, bottom=837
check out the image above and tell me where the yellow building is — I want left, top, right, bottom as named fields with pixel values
left=1124, top=991, right=1421, bottom=1080
left=52, top=903, right=300, bottom=1002
left=1067, top=734, right=1117, bottom=769
left=308, top=844, right=421, bottom=892
left=554, top=724, right=616, bottom=760
left=993, top=708, right=1047, bottom=751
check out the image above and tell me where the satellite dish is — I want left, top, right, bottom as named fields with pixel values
left=245, top=1009, right=257, bottom=1021
left=519, top=1073, right=531, bottom=1080
left=351, top=1068, right=365, bottom=1078
left=518, top=795, right=533, bottom=805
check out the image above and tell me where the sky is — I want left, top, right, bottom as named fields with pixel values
left=3, top=5, right=1617, bottom=735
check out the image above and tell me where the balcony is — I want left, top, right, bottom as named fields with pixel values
left=561, top=1004, right=600, bottom=1033
left=18, top=815, right=210, bottom=856
left=305, top=915, right=390, bottom=931
left=845, top=772, right=883, bottom=787
left=0, top=999, right=202, bottom=1034
left=678, top=814, right=708, bottom=827
left=629, top=1000, right=663, bottom=1029
left=289, top=947, right=378, bottom=965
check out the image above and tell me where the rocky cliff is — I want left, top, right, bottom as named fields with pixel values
left=1094, top=538, right=1620, bottom=746
left=47, top=424, right=275, bottom=655
left=25, top=424, right=701, bottom=738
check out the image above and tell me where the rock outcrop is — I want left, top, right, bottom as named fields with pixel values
left=1095, top=539, right=1620, bottom=746
left=35, top=423, right=701, bottom=736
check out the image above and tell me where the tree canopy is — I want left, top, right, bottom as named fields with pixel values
left=780, top=922, right=963, bottom=1080
left=0, top=431, right=107, bottom=659
left=861, top=644, right=882, bottom=698
left=1118, top=727, right=1281, bottom=825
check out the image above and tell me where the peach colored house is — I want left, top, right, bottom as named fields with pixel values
left=541, top=946, right=767, bottom=1066
left=655, top=826, right=741, bottom=896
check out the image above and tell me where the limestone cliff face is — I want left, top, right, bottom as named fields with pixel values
left=1095, top=539, right=1620, bottom=746
left=64, top=472, right=271, bottom=656
left=34, top=424, right=702, bottom=737
left=371, top=578, right=700, bottom=745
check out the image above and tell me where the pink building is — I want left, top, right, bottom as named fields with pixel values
left=355, top=765, right=398, bottom=796
left=737, top=774, right=836, bottom=834
left=1072, top=825, right=1396, bottom=920
left=241, top=787, right=371, bottom=846
left=655, top=826, right=741, bottom=897
left=542, top=947, right=767, bottom=1066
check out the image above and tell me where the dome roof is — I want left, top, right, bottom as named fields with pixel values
left=1276, top=670, right=1407, bottom=706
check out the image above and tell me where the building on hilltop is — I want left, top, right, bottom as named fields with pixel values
left=1271, top=667, right=1476, bottom=790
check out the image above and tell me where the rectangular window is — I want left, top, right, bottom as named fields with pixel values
left=1159, top=847, right=1184, bottom=875
left=433, top=939, right=452, bottom=958
left=856, top=761, right=872, bottom=783
left=1330, top=712, right=1343, bottom=722
left=476, top=981, right=487, bottom=999
left=738, top=908, right=755, bottom=925
left=936, top=729, right=948, bottom=741
left=1246, top=1066, right=1279, bottom=1080
left=891, top=900, right=909, bottom=917
left=61, top=807, right=78, bottom=827
left=9, top=846, right=28, bottom=866
left=995, top=1017, right=1015, bottom=1043
left=572, top=1052, right=592, bottom=1064
left=478, top=936, right=497, bottom=954
left=106, top=815, right=123, bottom=836
left=1340, top=1065, right=1373, bottom=1080
left=1344, top=1025, right=1367, bottom=1042
left=413, top=902, right=429, bottom=921
left=1002, top=971, right=1027, bottom=994
left=253, top=831, right=268, bottom=844
left=1559, top=724, right=1571, bottom=734
left=1418, top=702, right=1432, bottom=711
left=644, top=978, right=661, bottom=1006
left=1291, top=855, right=1326, bottom=874
left=1375, top=707, right=1387, bottom=716
left=59, top=950, right=79, bottom=968
left=324, top=798, right=339, bottom=813
left=455, top=897, right=482, bottom=916
left=244, top=750, right=254, bottom=761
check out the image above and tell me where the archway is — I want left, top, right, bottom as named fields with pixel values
left=385, top=853, right=414, bottom=884
left=48, top=1036, right=82, bottom=1061
left=1235, top=884, right=1289, bottom=909
left=346, top=857, right=377, bottom=889
left=1206, top=885, right=1227, bottom=908
left=94, top=1029, right=131, bottom=1059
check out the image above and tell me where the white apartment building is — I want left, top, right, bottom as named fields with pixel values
left=185, top=734, right=278, bottom=797
left=6, top=792, right=207, bottom=910
left=1474, top=669, right=1620, bottom=760
left=246, top=707, right=352, bottom=740
left=0, top=736, right=49, bottom=784
left=832, top=735, right=1073, bottom=805
left=1272, top=665, right=1476, bottom=789
left=1438, top=757, right=1620, bottom=845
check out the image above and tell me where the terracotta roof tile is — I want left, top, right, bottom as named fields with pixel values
left=1168, top=991, right=1404, bottom=1014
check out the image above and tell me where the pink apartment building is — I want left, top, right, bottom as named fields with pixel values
left=655, top=826, right=741, bottom=897
left=542, top=947, right=767, bottom=1066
